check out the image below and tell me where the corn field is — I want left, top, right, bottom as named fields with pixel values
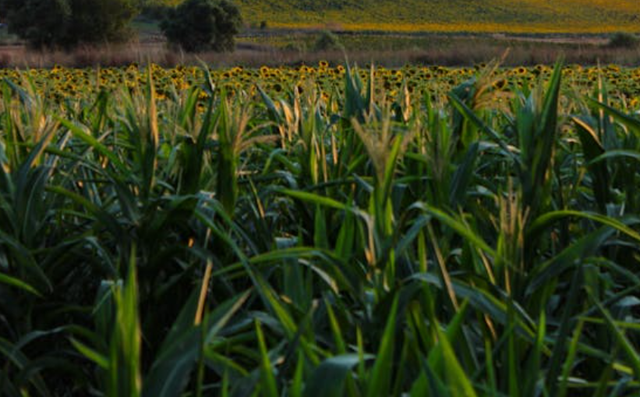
left=2, top=61, right=640, bottom=396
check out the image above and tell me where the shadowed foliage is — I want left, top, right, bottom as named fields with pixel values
left=0, top=0, right=138, bottom=49
left=160, top=0, right=242, bottom=52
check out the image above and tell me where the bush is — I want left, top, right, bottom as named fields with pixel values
left=284, top=41, right=307, bottom=53
left=607, top=32, right=640, bottom=49
left=1, top=0, right=138, bottom=49
left=160, top=0, right=242, bottom=53
left=314, top=30, right=343, bottom=52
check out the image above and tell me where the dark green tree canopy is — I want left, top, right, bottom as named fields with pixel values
left=1, top=0, right=138, bottom=49
left=160, top=0, right=242, bottom=52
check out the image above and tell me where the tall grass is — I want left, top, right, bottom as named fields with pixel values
left=1, top=61, right=640, bottom=396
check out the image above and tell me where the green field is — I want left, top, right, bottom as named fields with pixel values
left=3, top=62, right=640, bottom=395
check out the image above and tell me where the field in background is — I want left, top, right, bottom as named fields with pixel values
left=3, top=63, right=640, bottom=103
left=236, top=0, right=640, bottom=33
left=0, top=5, right=639, bottom=69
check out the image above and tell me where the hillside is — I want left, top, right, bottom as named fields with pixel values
left=235, top=0, right=640, bottom=33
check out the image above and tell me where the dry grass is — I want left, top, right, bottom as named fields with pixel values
left=1, top=35, right=639, bottom=68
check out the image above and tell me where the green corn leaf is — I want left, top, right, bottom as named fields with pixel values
left=70, top=338, right=109, bottom=370
left=143, top=291, right=250, bottom=397
left=256, top=320, right=279, bottom=397
left=305, top=354, right=374, bottom=397
left=0, top=273, right=41, bottom=297
left=433, top=319, right=478, bottom=397
left=594, top=299, right=640, bottom=379
left=366, top=295, right=399, bottom=397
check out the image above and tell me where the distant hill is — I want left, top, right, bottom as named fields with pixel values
left=234, top=0, right=640, bottom=33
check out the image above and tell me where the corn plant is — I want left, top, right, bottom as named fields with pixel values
left=1, top=62, right=640, bottom=397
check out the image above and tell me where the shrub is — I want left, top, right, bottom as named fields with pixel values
left=607, top=32, right=640, bottom=49
left=313, top=30, right=343, bottom=52
left=1, top=0, right=138, bottom=49
left=160, top=0, right=242, bottom=53
left=284, top=41, right=307, bottom=53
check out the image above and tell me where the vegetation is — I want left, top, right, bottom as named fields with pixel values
left=2, top=61, right=640, bottom=395
left=3, top=63, right=640, bottom=105
left=608, top=32, right=640, bottom=49
left=140, top=0, right=182, bottom=5
left=0, top=0, right=138, bottom=48
left=160, top=0, right=242, bottom=52
left=313, top=30, right=344, bottom=52
left=234, top=0, right=640, bottom=32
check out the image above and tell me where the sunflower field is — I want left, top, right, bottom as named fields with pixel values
left=6, top=62, right=640, bottom=106
left=2, top=61, right=640, bottom=396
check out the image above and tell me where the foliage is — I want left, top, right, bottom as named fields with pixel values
left=2, top=62, right=640, bottom=396
left=313, top=30, right=344, bottom=52
left=1, top=0, right=138, bottom=49
left=139, top=0, right=182, bottom=6
left=1, top=0, right=71, bottom=48
left=136, top=0, right=182, bottom=18
left=160, top=0, right=242, bottom=52
left=608, top=32, right=640, bottom=49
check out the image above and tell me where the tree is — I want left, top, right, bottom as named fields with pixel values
left=68, top=0, right=138, bottom=43
left=3, top=0, right=71, bottom=48
left=137, top=0, right=181, bottom=18
left=160, top=0, right=242, bottom=52
left=2, top=0, right=138, bottom=49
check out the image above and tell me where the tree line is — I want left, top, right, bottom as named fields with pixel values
left=0, top=0, right=242, bottom=52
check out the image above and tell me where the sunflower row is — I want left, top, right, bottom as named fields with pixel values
left=1, top=62, right=640, bottom=108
